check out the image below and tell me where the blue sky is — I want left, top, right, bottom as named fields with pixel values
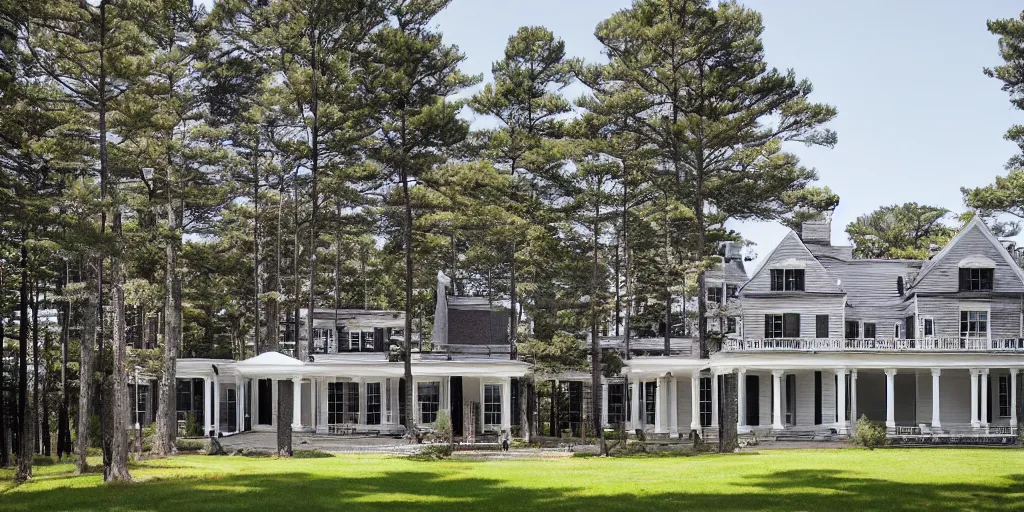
left=432, top=0, right=1024, bottom=272
left=198, top=0, right=1023, bottom=272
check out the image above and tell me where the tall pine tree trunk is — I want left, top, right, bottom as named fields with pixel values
left=591, top=206, right=606, bottom=455
left=31, top=281, right=39, bottom=455
left=16, top=234, right=32, bottom=482
left=401, top=167, right=415, bottom=440
left=253, top=149, right=261, bottom=354
left=106, top=209, right=131, bottom=482
left=720, top=372, right=738, bottom=452
left=57, top=273, right=70, bottom=461
left=0, top=315, right=7, bottom=468
left=276, top=379, right=292, bottom=457
left=154, top=198, right=181, bottom=457
left=76, top=255, right=97, bottom=474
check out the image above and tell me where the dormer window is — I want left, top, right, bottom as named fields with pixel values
left=959, top=268, right=993, bottom=291
left=770, top=269, right=805, bottom=291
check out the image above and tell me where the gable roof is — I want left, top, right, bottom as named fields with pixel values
left=740, top=230, right=843, bottom=293
left=911, top=216, right=1024, bottom=289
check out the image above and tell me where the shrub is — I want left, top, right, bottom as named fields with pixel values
left=175, top=438, right=205, bottom=452
left=852, top=415, right=887, bottom=449
left=434, top=410, right=453, bottom=445
left=185, top=412, right=203, bottom=438
left=417, top=443, right=453, bottom=460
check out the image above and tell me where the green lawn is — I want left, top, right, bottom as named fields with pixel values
left=1, top=448, right=1022, bottom=511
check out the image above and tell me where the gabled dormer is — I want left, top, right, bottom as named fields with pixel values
left=911, top=216, right=1024, bottom=295
left=740, top=231, right=844, bottom=295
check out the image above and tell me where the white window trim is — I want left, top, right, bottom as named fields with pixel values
left=959, top=302, right=992, bottom=342
left=958, top=255, right=997, bottom=268
left=415, top=379, right=442, bottom=425
left=922, top=316, right=935, bottom=338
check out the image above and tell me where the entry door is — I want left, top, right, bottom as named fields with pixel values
left=257, top=379, right=272, bottom=426
left=746, top=375, right=760, bottom=426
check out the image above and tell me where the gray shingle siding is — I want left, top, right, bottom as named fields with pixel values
left=743, top=232, right=842, bottom=295
left=742, top=296, right=845, bottom=338
left=913, top=223, right=1024, bottom=294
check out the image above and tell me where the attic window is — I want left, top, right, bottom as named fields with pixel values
left=959, top=268, right=993, bottom=291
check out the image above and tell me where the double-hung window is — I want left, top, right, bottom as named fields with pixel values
left=418, top=382, right=440, bottom=424
left=999, top=375, right=1011, bottom=417
left=327, top=382, right=360, bottom=424
left=643, top=382, right=657, bottom=425
left=959, top=268, right=994, bottom=291
left=366, top=382, right=382, bottom=425
left=765, top=314, right=799, bottom=338
left=770, top=269, right=805, bottom=291
left=607, top=384, right=625, bottom=425
left=708, top=287, right=723, bottom=305
left=923, top=318, right=934, bottom=337
left=483, top=384, right=502, bottom=426
left=863, top=323, right=876, bottom=339
left=699, top=377, right=712, bottom=427
left=960, top=311, right=988, bottom=340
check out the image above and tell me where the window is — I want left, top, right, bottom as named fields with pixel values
left=893, top=323, right=901, bottom=339
left=960, top=311, right=988, bottom=339
left=726, top=285, right=738, bottom=298
left=418, top=382, right=440, bottom=424
left=726, top=317, right=737, bottom=334
left=312, top=328, right=334, bottom=353
left=607, top=383, right=625, bottom=425
left=959, top=268, right=994, bottom=291
left=999, top=375, right=1010, bottom=418
left=923, top=318, right=934, bottom=337
left=326, top=382, right=359, bottom=424
left=708, top=287, right=723, bottom=305
left=366, top=382, right=381, bottom=425
left=863, top=323, right=876, bottom=339
left=134, top=384, right=149, bottom=426
left=770, top=269, right=805, bottom=291
left=905, top=315, right=915, bottom=339
left=764, top=314, right=799, bottom=338
left=483, top=384, right=502, bottom=426
left=815, top=315, right=829, bottom=338
left=845, top=320, right=860, bottom=339
left=348, top=331, right=360, bottom=351
left=699, top=377, right=712, bottom=427
left=643, top=381, right=657, bottom=425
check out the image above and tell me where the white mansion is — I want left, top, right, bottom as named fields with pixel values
left=166, top=216, right=1022, bottom=443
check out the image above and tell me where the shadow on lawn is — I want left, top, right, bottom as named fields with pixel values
left=1, top=466, right=1022, bottom=511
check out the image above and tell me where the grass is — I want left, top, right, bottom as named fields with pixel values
left=1, top=448, right=1023, bottom=511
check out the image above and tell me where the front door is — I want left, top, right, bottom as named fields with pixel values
left=257, top=379, right=272, bottom=426
left=746, top=375, right=760, bottom=426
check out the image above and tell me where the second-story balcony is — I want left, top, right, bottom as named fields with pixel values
left=722, top=337, right=1024, bottom=353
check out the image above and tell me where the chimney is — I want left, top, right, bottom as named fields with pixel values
left=723, top=241, right=743, bottom=261
left=799, top=217, right=832, bottom=245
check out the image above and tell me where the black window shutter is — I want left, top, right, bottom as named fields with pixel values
left=814, top=371, right=822, bottom=425
left=959, top=268, right=970, bottom=291
left=764, top=315, right=772, bottom=338
left=815, top=315, right=829, bottom=338
left=783, top=313, right=800, bottom=337
left=795, top=269, right=805, bottom=291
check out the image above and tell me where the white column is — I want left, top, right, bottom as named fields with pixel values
left=931, top=369, right=941, bottom=428
left=772, top=370, right=785, bottom=430
left=601, top=382, right=609, bottom=428
left=884, top=368, right=896, bottom=429
left=970, top=369, right=980, bottom=427
left=236, top=377, right=244, bottom=433
left=291, top=377, right=302, bottom=430
left=654, top=376, right=664, bottom=434
left=668, top=376, right=679, bottom=437
left=688, top=374, right=699, bottom=433
left=501, top=377, right=512, bottom=433
left=836, top=369, right=848, bottom=433
left=629, top=379, right=640, bottom=430
left=317, top=378, right=329, bottom=433
left=980, top=369, right=989, bottom=428
left=213, top=378, right=221, bottom=436
left=850, top=370, right=858, bottom=428
left=1011, top=369, right=1018, bottom=428
left=710, top=372, right=719, bottom=428
left=203, top=377, right=213, bottom=436
left=737, top=369, right=748, bottom=433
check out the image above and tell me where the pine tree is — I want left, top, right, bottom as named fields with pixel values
left=846, top=203, right=954, bottom=259
left=366, top=0, right=479, bottom=437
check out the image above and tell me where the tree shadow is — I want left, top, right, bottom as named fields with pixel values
left=0, top=465, right=1021, bottom=511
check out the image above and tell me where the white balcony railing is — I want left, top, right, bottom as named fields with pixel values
left=721, top=337, right=1024, bottom=353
